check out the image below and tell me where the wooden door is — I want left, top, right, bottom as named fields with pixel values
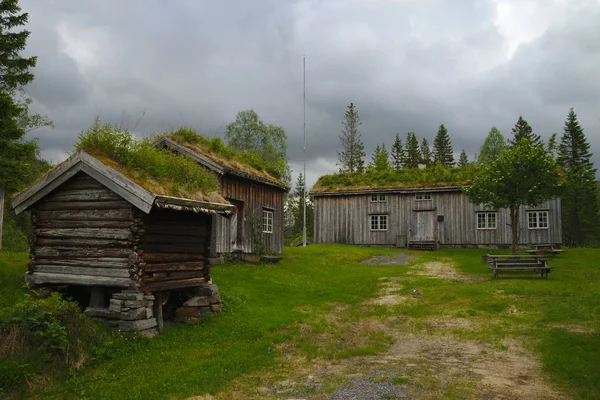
left=411, top=210, right=436, bottom=241
left=229, top=199, right=244, bottom=251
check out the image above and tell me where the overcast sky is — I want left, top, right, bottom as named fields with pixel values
left=20, top=0, right=600, bottom=188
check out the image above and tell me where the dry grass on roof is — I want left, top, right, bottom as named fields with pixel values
left=311, top=165, right=475, bottom=193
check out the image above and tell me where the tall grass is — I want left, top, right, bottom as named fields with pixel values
left=75, top=120, right=219, bottom=200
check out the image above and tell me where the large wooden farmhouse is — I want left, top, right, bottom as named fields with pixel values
left=12, top=150, right=234, bottom=335
left=155, top=136, right=289, bottom=257
left=310, top=184, right=562, bottom=249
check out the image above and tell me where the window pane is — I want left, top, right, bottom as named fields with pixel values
left=371, top=215, right=378, bottom=230
left=379, top=194, right=386, bottom=202
left=539, top=212, right=548, bottom=228
left=477, top=213, right=485, bottom=229
left=371, top=194, right=378, bottom=202
left=424, top=193, right=431, bottom=200
left=488, top=213, right=496, bottom=228
left=416, top=193, right=422, bottom=200
left=380, top=215, right=387, bottom=230
left=528, top=212, right=537, bottom=228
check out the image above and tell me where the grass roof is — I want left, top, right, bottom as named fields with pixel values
left=311, top=164, right=476, bottom=193
left=74, top=121, right=226, bottom=203
left=159, top=128, right=288, bottom=188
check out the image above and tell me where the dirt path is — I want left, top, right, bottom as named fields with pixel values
left=191, top=259, right=569, bottom=399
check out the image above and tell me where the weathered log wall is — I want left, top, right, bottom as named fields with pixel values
left=29, top=173, right=135, bottom=288
left=212, top=176, right=285, bottom=255
left=138, top=207, right=211, bottom=292
left=313, top=190, right=562, bottom=247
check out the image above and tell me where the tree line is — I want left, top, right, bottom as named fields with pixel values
left=337, top=102, right=600, bottom=249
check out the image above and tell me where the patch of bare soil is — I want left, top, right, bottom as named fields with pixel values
left=362, top=254, right=413, bottom=265
left=367, top=277, right=413, bottom=306
left=549, top=324, right=596, bottom=334
left=408, top=260, right=483, bottom=282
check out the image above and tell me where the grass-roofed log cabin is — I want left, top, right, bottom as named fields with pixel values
left=310, top=170, right=562, bottom=250
left=11, top=150, right=234, bottom=335
left=155, top=134, right=289, bottom=257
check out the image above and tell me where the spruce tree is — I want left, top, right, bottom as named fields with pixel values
left=391, top=133, right=405, bottom=170
left=369, top=143, right=391, bottom=172
left=421, top=138, right=432, bottom=167
left=478, top=127, right=505, bottom=165
left=405, top=132, right=421, bottom=168
left=508, top=116, right=541, bottom=147
left=338, top=102, right=366, bottom=173
left=433, top=124, right=454, bottom=167
left=458, top=149, right=469, bottom=167
left=557, top=108, right=600, bottom=246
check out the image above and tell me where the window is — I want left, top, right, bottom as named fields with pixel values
left=263, top=210, right=273, bottom=233
left=528, top=211, right=548, bottom=229
left=370, top=194, right=386, bottom=202
left=477, top=212, right=497, bottom=229
left=370, top=215, right=388, bottom=231
left=415, top=192, right=432, bottom=201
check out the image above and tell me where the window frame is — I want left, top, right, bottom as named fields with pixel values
left=527, top=211, right=549, bottom=229
left=370, top=194, right=387, bottom=202
left=476, top=211, right=497, bottom=230
left=262, top=209, right=273, bottom=233
left=415, top=192, right=432, bottom=201
left=370, top=215, right=388, bottom=231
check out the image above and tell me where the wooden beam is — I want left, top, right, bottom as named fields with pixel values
left=141, top=277, right=206, bottom=292
left=35, top=228, right=132, bottom=241
left=143, top=261, right=205, bottom=272
left=34, top=246, right=132, bottom=259
left=142, top=271, right=205, bottom=283
left=25, top=272, right=132, bottom=287
left=37, top=200, right=132, bottom=211
left=37, top=237, right=131, bottom=247
left=48, top=188, right=124, bottom=202
left=34, top=209, right=135, bottom=222
left=32, top=258, right=129, bottom=269
left=141, top=253, right=205, bottom=263
left=32, top=265, right=130, bottom=278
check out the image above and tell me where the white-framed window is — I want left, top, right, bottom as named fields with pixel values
left=415, top=192, right=432, bottom=201
left=476, top=212, right=497, bottom=229
left=263, top=209, right=273, bottom=233
left=370, top=215, right=388, bottom=231
left=528, top=211, right=549, bottom=229
left=370, top=194, right=386, bottom=202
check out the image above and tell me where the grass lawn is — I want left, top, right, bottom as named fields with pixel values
left=1, top=245, right=599, bottom=399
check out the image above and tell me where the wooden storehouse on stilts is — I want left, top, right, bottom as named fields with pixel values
left=12, top=150, right=234, bottom=336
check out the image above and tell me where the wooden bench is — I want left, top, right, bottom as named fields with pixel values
left=525, top=244, right=565, bottom=257
left=482, top=254, right=552, bottom=279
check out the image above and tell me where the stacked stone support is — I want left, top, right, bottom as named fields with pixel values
left=174, top=284, right=223, bottom=323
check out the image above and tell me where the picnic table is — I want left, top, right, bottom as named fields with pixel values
left=482, top=254, right=552, bottom=279
left=525, top=244, right=565, bottom=257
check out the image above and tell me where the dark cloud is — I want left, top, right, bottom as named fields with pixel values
left=18, top=0, right=600, bottom=188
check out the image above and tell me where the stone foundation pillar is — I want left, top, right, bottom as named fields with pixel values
left=174, top=284, right=223, bottom=323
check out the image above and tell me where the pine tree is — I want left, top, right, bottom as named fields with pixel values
left=0, top=0, right=49, bottom=252
left=292, top=173, right=306, bottom=236
left=338, top=103, right=366, bottom=173
left=421, top=138, right=432, bottom=167
left=478, top=127, right=505, bottom=165
left=458, top=149, right=469, bottom=167
left=405, top=132, right=421, bottom=168
left=508, top=116, right=541, bottom=147
left=369, top=143, right=391, bottom=172
left=391, top=133, right=405, bottom=170
left=557, top=108, right=600, bottom=246
left=433, top=124, right=455, bottom=167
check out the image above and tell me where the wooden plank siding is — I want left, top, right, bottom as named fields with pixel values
left=212, top=175, right=285, bottom=255
left=313, top=189, right=562, bottom=247
left=29, top=173, right=136, bottom=288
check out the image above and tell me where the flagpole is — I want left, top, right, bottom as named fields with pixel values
left=302, top=55, right=307, bottom=248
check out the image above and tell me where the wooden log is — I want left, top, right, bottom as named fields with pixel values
left=37, top=200, right=131, bottom=211
left=35, top=228, right=132, bottom=240
left=37, top=237, right=131, bottom=248
left=141, top=253, right=205, bottom=263
left=140, top=242, right=208, bottom=254
left=34, top=219, right=133, bottom=229
left=143, top=261, right=205, bottom=272
left=32, top=258, right=129, bottom=269
left=142, top=234, right=208, bottom=245
left=141, top=277, right=207, bottom=292
left=32, top=265, right=130, bottom=278
left=154, top=291, right=164, bottom=333
left=142, top=271, right=206, bottom=283
left=47, top=188, right=123, bottom=202
left=34, top=209, right=134, bottom=221
left=33, top=246, right=132, bottom=258
left=25, top=272, right=131, bottom=288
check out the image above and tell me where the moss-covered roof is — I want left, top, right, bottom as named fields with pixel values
left=310, top=166, right=475, bottom=194
left=157, top=130, right=289, bottom=190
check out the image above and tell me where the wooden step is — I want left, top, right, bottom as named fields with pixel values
left=408, top=241, right=437, bottom=251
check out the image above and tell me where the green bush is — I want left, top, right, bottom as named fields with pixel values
left=0, top=292, right=112, bottom=394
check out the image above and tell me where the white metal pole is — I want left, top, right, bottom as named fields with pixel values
left=302, top=55, right=307, bottom=247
